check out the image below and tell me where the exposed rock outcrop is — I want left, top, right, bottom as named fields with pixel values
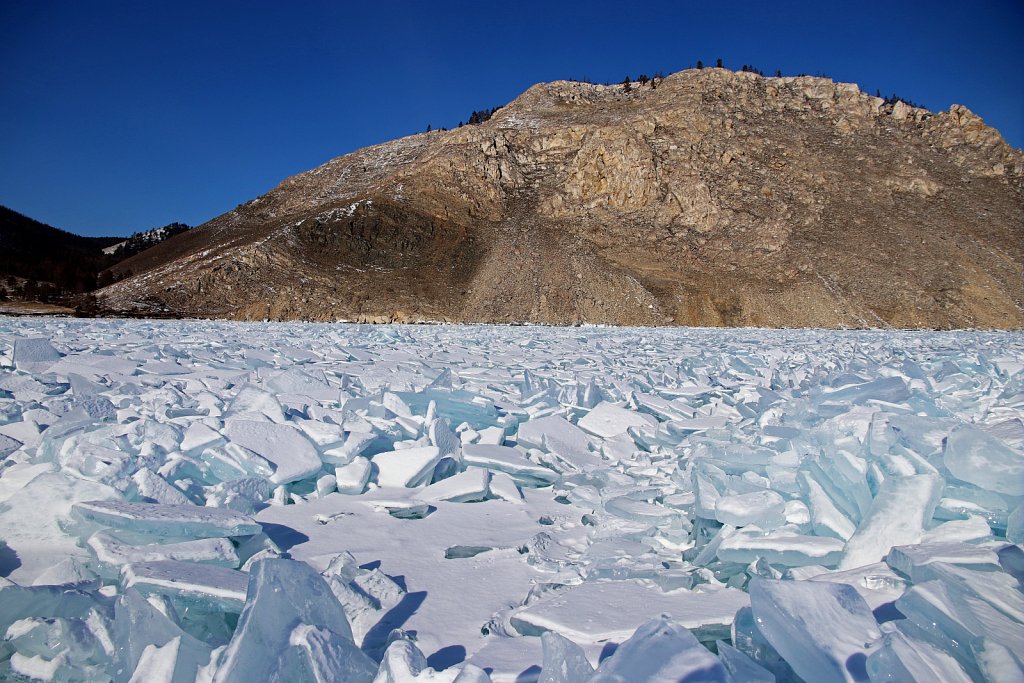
left=102, top=68, right=1024, bottom=328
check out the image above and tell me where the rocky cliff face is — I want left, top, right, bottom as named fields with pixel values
left=102, top=68, right=1024, bottom=328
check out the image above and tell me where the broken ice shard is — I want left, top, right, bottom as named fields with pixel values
left=943, top=424, right=1024, bottom=496
left=839, top=474, right=942, bottom=570
left=718, top=527, right=845, bottom=567
left=748, top=578, right=880, bottom=683
left=461, top=444, right=559, bottom=485
left=214, top=558, right=371, bottom=682
left=714, top=490, right=786, bottom=528
left=589, top=616, right=728, bottom=683
left=222, top=419, right=323, bottom=485
left=372, top=445, right=442, bottom=488
left=538, top=630, right=593, bottom=683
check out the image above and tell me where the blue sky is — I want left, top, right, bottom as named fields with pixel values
left=1, top=0, right=1021, bottom=236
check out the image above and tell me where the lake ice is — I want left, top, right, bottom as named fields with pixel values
left=0, top=318, right=1021, bottom=682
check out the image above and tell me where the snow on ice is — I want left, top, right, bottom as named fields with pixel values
left=0, top=317, right=1022, bottom=682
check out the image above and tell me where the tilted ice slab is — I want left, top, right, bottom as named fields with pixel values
left=866, top=626, right=974, bottom=683
left=718, top=526, right=846, bottom=567
left=372, top=445, right=442, bottom=488
left=12, top=337, right=61, bottom=373
left=0, top=470, right=119, bottom=583
left=885, top=542, right=1002, bottom=581
left=112, top=588, right=216, bottom=683
left=803, top=561, right=909, bottom=612
left=122, top=560, right=249, bottom=610
left=716, top=640, right=775, bottom=683
left=749, top=578, right=881, bottom=683
left=943, top=424, right=1024, bottom=496
left=415, top=467, right=491, bottom=503
left=839, top=474, right=943, bottom=570
left=538, top=631, right=594, bottom=683
left=515, top=415, right=596, bottom=470
left=589, top=616, right=729, bottom=683
left=461, top=444, right=559, bottom=486
left=88, top=530, right=240, bottom=571
left=509, top=581, right=749, bottom=644
left=222, top=419, right=323, bottom=485
left=576, top=402, right=657, bottom=439
left=73, top=500, right=262, bottom=538
left=894, top=576, right=1024, bottom=677
left=714, top=489, right=787, bottom=528
left=214, top=558, right=375, bottom=682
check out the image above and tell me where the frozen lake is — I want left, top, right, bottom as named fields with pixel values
left=0, top=318, right=1022, bottom=682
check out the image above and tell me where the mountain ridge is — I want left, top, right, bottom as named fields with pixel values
left=100, top=68, right=1024, bottom=328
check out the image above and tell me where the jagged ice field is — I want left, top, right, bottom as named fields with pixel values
left=0, top=318, right=1022, bottom=682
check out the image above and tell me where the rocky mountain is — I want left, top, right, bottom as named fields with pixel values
left=101, top=68, right=1024, bottom=328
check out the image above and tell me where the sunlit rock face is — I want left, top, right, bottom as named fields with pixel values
left=101, top=68, right=1024, bottom=328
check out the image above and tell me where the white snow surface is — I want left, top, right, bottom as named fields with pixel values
left=0, top=317, right=1022, bottom=682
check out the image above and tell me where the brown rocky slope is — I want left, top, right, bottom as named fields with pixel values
left=101, top=68, right=1024, bottom=328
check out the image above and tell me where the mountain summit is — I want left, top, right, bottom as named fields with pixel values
left=101, top=68, right=1024, bottom=328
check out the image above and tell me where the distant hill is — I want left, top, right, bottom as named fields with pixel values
left=0, top=206, right=121, bottom=298
left=102, top=68, right=1023, bottom=328
left=0, top=206, right=189, bottom=305
left=102, top=223, right=192, bottom=260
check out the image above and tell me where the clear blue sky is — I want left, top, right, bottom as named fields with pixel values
left=1, top=0, right=1021, bottom=236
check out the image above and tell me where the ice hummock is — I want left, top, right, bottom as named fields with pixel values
left=0, top=318, right=1022, bottom=681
